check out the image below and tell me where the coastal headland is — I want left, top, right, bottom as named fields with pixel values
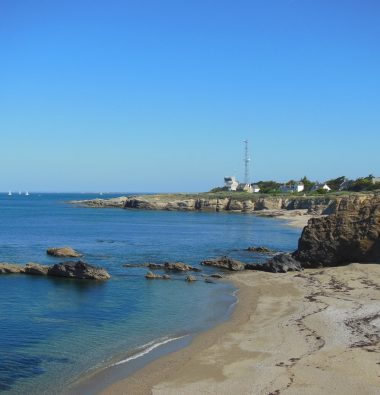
left=69, top=192, right=364, bottom=214
left=68, top=191, right=380, bottom=394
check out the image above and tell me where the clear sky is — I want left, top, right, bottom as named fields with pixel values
left=1, top=0, right=379, bottom=192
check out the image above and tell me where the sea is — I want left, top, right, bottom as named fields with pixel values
left=0, top=193, right=301, bottom=394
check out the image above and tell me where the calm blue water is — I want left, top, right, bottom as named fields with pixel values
left=0, top=193, right=301, bottom=394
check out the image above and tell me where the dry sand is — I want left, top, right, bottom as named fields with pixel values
left=253, top=209, right=317, bottom=229
left=99, top=263, right=380, bottom=395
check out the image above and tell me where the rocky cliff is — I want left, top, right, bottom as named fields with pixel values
left=70, top=193, right=368, bottom=215
left=295, top=193, right=380, bottom=267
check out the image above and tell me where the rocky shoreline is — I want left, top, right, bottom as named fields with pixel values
left=69, top=193, right=372, bottom=215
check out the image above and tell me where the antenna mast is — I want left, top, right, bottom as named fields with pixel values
left=244, top=139, right=250, bottom=185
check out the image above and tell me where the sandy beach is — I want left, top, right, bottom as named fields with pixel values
left=98, top=263, right=380, bottom=395
left=253, top=209, right=316, bottom=229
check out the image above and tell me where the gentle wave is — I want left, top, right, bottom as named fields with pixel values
left=111, top=335, right=188, bottom=367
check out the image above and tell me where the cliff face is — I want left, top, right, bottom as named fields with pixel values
left=122, top=195, right=342, bottom=214
left=70, top=193, right=375, bottom=218
left=295, top=193, right=380, bottom=266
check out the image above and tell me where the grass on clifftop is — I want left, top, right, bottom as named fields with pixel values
left=129, top=190, right=377, bottom=202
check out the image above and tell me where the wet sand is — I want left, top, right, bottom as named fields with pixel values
left=98, top=263, right=380, bottom=395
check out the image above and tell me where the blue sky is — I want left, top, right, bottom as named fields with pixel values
left=1, top=0, right=379, bottom=192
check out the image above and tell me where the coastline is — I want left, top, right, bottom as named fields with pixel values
left=95, top=264, right=380, bottom=395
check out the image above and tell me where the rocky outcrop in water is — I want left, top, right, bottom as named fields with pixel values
left=145, top=271, right=170, bottom=279
left=148, top=262, right=201, bottom=272
left=48, top=260, right=110, bottom=280
left=0, top=261, right=110, bottom=280
left=247, top=246, right=275, bottom=254
left=47, top=247, right=82, bottom=258
left=201, top=256, right=246, bottom=271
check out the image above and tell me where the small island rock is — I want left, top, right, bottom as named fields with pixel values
left=48, top=260, right=110, bottom=280
left=47, top=247, right=82, bottom=258
left=201, top=256, right=245, bottom=271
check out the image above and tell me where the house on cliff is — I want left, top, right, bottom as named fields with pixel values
left=224, top=176, right=239, bottom=191
left=312, top=183, right=331, bottom=192
left=279, top=182, right=304, bottom=193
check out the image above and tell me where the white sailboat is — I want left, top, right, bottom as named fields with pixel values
left=8, top=191, right=12, bottom=196
left=19, top=191, right=21, bottom=195
left=25, top=191, right=29, bottom=196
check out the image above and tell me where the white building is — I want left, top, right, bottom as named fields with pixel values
left=237, top=183, right=254, bottom=193
left=372, top=177, right=380, bottom=184
left=224, top=176, right=239, bottom=191
left=295, top=182, right=304, bottom=193
left=312, top=183, right=331, bottom=192
left=252, top=184, right=261, bottom=193
left=279, top=182, right=304, bottom=193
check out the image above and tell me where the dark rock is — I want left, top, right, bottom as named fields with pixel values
left=201, top=256, right=245, bottom=271
left=247, top=246, right=274, bottom=254
left=24, top=262, right=49, bottom=275
left=164, top=262, right=201, bottom=272
left=246, top=253, right=302, bottom=273
left=147, top=262, right=201, bottom=272
left=47, top=247, right=82, bottom=258
left=162, top=274, right=171, bottom=279
left=186, top=275, right=197, bottom=282
left=295, top=194, right=380, bottom=267
left=148, top=263, right=164, bottom=270
left=47, top=260, right=110, bottom=280
left=209, top=273, right=224, bottom=278
left=205, top=278, right=215, bottom=283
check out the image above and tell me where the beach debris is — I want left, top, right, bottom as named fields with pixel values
left=47, top=247, right=82, bottom=258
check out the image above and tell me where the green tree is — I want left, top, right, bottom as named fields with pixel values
left=325, top=176, right=346, bottom=191
left=300, top=176, right=315, bottom=192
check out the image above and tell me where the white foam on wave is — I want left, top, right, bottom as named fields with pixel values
left=111, top=335, right=187, bottom=367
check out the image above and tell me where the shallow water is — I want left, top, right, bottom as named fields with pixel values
left=0, top=193, right=301, bottom=394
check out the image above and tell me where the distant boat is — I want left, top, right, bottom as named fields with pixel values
left=8, top=191, right=12, bottom=196
left=100, top=192, right=103, bottom=195
left=18, top=191, right=21, bottom=195
left=25, top=191, right=29, bottom=196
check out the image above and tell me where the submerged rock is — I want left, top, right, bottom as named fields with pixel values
left=48, top=260, right=110, bottom=280
left=247, top=246, right=275, bottom=254
left=147, top=262, right=201, bottom=272
left=47, top=247, right=82, bottom=258
left=209, top=273, right=224, bottom=278
left=201, top=256, right=245, bottom=271
left=185, top=275, right=197, bottom=282
left=145, top=271, right=170, bottom=279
